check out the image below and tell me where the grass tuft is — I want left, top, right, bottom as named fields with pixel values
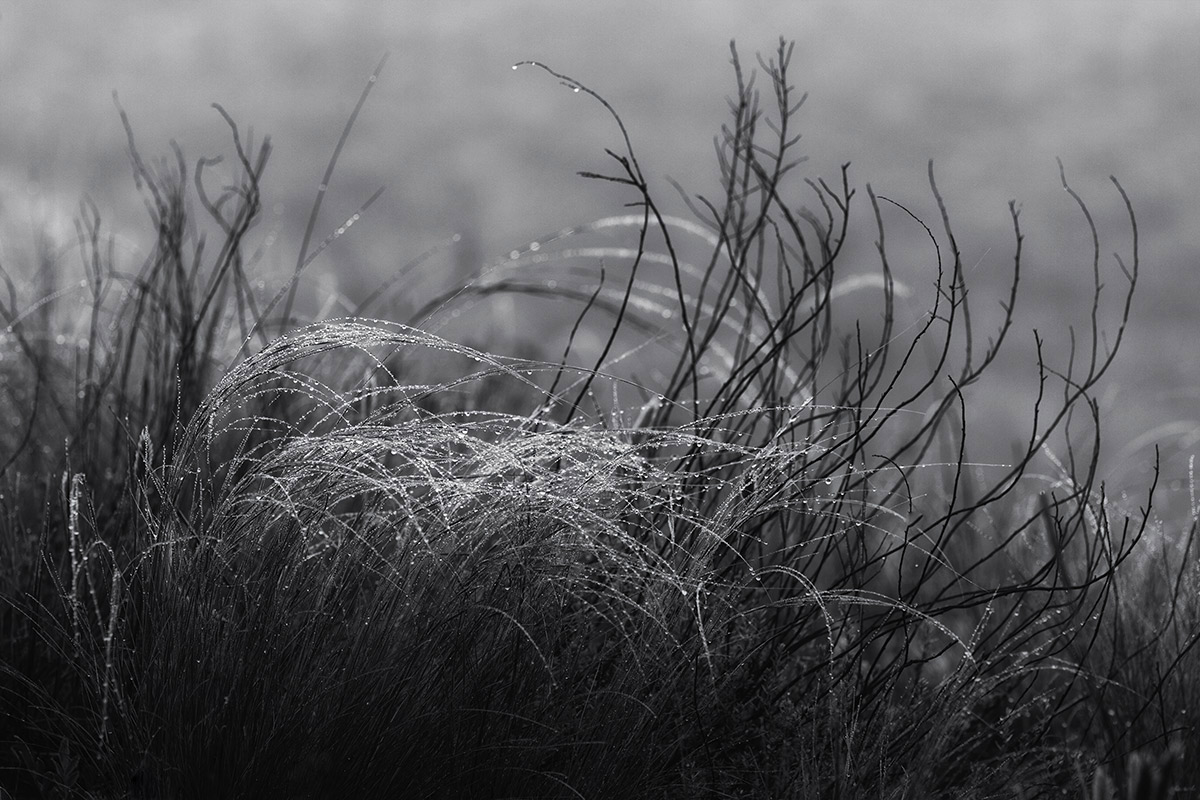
left=0, top=38, right=1194, bottom=799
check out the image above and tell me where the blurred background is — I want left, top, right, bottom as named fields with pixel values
left=0, top=1, right=1197, bottom=502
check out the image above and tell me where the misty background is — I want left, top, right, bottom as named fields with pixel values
left=1, top=1, right=1197, bottom=505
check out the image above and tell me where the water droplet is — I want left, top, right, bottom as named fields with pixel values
left=509, top=250, right=520, bottom=260
left=452, top=233, right=462, bottom=242
left=572, top=86, right=581, bottom=93
left=529, top=241, right=541, bottom=252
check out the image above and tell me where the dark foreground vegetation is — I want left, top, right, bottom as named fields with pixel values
left=0, top=41, right=1194, bottom=799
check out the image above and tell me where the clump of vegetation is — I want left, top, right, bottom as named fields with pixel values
left=1, top=39, right=1195, bottom=799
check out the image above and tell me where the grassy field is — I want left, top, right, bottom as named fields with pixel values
left=1, top=39, right=1196, bottom=799
left=4, top=2, right=1197, bottom=499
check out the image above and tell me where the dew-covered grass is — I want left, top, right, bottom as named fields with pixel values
left=0, top=40, right=1194, bottom=799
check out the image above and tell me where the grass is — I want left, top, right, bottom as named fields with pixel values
left=0, top=38, right=1195, bottom=799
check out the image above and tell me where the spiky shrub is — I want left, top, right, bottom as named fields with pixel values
left=1, top=39, right=1194, bottom=799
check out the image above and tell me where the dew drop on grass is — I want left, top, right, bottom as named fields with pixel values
left=509, top=250, right=520, bottom=260
left=530, top=241, right=541, bottom=252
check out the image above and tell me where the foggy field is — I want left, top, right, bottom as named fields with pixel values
left=1, top=3, right=1198, bottom=798
left=2, top=2, right=1198, bottom=475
